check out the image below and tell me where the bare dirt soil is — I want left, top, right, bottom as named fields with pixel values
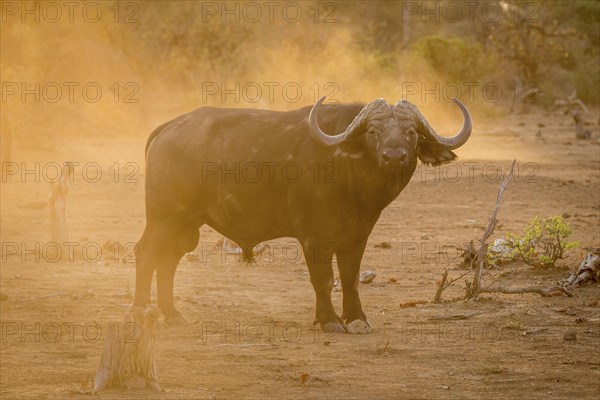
left=1, top=110, right=599, bottom=399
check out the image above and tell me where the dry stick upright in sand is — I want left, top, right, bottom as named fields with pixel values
left=573, top=111, right=592, bottom=139
left=48, top=164, right=71, bottom=244
left=433, top=268, right=472, bottom=302
left=467, top=160, right=517, bottom=299
left=433, top=270, right=449, bottom=302
left=94, top=306, right=162, bottom=392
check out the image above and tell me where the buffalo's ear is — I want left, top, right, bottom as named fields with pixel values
left=417, top=139, right=457, bottom=166
left=333, top=139, right=366, bottom=159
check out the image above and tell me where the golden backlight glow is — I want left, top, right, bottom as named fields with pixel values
left=1, top=1, right=599, bottom=398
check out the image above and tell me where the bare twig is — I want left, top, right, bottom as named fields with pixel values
left=433, top=270, right=448, bottom=302
left=446, top=270, right=472, bottom=287
left=468, top=160, right=517, bottom=298
left=433, top=269, right=472, bottom=302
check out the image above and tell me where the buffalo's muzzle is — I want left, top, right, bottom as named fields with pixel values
left=380, top=148, right=407, bottom=168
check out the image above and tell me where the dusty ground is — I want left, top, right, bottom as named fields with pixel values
left=1, top=109, right=599, bottom=399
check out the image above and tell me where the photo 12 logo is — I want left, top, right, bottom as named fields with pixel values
left=200, top=1, right=340, bottom=24
left=399, top=81, right=540, bottom=104
left=395, top=321, right=532, bottom=344
left=198, top=320, right=335, bottom=343
left=201, top=81, right=339, bottom=104
left=401, top=1, right=539, bottom=24
left=1, top=161, right=140, bottom=184
left=1, top=241, right=137, bottom=264
left=1, top=1, right=140, bottom=24
left=1, top=321, right=141, bottom=343
left=1, top=82, right=139, bottom=104
left=416, top=161, right=539, bottom=184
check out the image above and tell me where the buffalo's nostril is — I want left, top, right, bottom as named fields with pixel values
left=381, top=149, right=407, bottom=166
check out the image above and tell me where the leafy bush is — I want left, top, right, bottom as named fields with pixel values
left=412, top=36, right=491, bottom=82
left=574, top=58, right=600, bottom=104
left=503, top=216, right=578, bottom=268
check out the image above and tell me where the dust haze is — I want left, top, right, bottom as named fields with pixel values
left=1, top=1, right=599, bottom=399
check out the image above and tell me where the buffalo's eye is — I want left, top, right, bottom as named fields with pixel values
left=367, top=128, right=378, bottom=137
left=404, top=128, right=417, bottom=140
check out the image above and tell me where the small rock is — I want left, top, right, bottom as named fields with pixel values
left=333, top=279, right=341, bottom=292
left=564, top=330, right=577, bottom=341
left=359, top=271, right=376, bottom=284
left=561, top=212, right=571, bottom=219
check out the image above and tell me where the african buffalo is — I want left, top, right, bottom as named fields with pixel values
left=134, top=96, right=472, bottom=333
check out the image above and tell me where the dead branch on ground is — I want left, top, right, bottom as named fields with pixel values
left=564, top=250, right=600, bottom=288
left=480, top=285, right=573, bottom=297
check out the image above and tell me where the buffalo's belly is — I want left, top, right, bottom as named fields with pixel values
left=203, top=184, right=295, bottom=243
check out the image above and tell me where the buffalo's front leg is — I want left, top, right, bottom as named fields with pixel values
left=336, top=240, right=372, bottom=334
left=302, top=241, right=346, bottom=333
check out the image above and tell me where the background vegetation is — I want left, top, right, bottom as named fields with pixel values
left=1, top=0, right=598, bottom=143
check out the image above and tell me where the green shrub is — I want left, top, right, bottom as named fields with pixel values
left=504, top=216, right=578, bottom=268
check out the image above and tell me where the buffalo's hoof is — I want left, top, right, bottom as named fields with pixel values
left=321, top=321, right=347, bottom=333
left=346, top=320, right=372, bottom=334
left=163, top=310, right=187, bottom=325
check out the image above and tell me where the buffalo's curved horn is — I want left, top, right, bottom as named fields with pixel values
left=309, top=96, right=347, bottom=146
left=419, top=97, right=472, bottom=149
left=309, top=96, right=387, bottom=147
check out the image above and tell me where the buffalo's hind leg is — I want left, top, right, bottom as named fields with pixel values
left=134, top=218, right=199, bottom=325
left=337, top=239, right=372, bottom=334
left=302, top=241, right=346, bottom=333
left=133, top=227, right=154, bottom=307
